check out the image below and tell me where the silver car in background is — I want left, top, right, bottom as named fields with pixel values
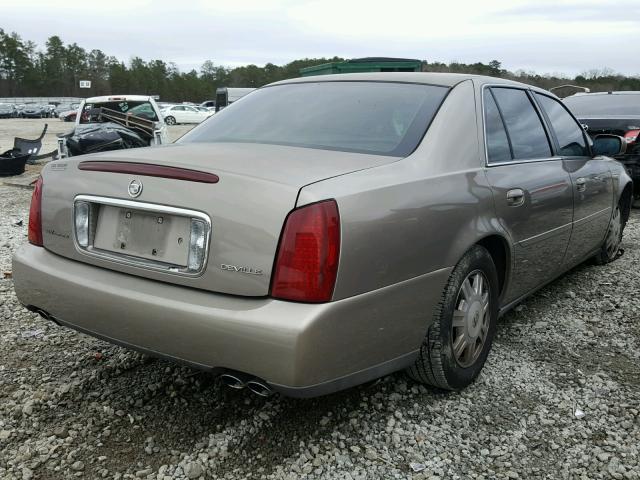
left=13, top=73, right=633, bottom=397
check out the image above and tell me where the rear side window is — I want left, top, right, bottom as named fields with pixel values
left=180, top=82, right=449, bottom=157
left=483, top=90, right=512, bottom=163
left=491, top=88, right=552, bottom=160
left=535, top=94, right=588, bottom=156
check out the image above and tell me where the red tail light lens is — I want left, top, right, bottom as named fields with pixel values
left=271, top=200, right=340, bottom=303
left=624, top=129, right=639, bottom=145
left=28, top=176, right=44, bottom=247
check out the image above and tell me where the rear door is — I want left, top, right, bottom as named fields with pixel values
left=171, top=105, right=186, bottom=122
left=534, top=93, right=613, bottom=266
left=483, top=86, right=574, bottom=304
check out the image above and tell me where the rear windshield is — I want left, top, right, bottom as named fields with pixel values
left=564, top=94, right=640, bottom=116
left=181, top=82, right=449, bottom=156
left=80, top=100, right=158, bottom=124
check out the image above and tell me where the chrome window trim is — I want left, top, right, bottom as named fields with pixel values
left=72, top=195, right=212, bottom=277
left=481, top=84, right=562, bottom=168
left=487, top=156, right=563, bottom=167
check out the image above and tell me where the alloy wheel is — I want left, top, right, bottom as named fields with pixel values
left=451, top=270, right=491, bottom=368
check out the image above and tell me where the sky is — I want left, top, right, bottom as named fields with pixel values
left=2, top=0, right=640, bottom=77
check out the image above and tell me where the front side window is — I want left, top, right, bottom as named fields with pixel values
left=491, top=88, right=552, bottom=160
left=535, top=94, right=588, bottom=156
left=180, top=82, right=450, bottom=157
left=483, top=90, right=512, bottom=163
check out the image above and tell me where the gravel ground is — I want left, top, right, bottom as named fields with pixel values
left=0, top=184, right=638, bottom=480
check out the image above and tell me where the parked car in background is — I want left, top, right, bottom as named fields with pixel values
left=193, top=106, right=214, bottom=114
left=14, top=104, right=26, bottom=117
left=21, top=104, right=49, bottom=118
left=0, top=103, right=17, bottom=118
left=564, top=91, right=640, bottom=204
left=156, top=102, right=175, bottom=111
left=200, top=100, right=216, bottom=108
left=58, top=108, right=79, bottom=122
left=13, top=73, right=632, bottom=398
left=54, top=103, right=80, bottom=118
left=162, top=104, right=212, bottom=125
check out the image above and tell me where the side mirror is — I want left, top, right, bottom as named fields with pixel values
left=592, top=134, right=626, bottom=157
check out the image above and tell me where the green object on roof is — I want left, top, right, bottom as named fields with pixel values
left=300, top=57, right=422, bottom=77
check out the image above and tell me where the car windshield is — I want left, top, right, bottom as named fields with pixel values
left=80, top=100, right=158, bottom=123
left=181, top=82, right=449, bottom=156
left=564, top=94, right=640, bottom=116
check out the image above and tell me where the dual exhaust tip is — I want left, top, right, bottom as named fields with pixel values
left=220, top=372, right=274, bottom=397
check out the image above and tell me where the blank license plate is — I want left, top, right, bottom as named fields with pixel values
left=93, top=205, right=191, bottom=266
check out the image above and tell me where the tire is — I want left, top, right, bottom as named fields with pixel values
left=594, top=205, right=624, bottom=265
left=407, top=245, right=499, bottom=390
left=165, top=116, right=176, bottom=125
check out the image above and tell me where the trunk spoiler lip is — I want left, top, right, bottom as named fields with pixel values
left=77, top=160, right=219, bottom=183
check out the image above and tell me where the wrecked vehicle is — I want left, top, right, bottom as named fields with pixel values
left=564, top=91, right=640, bottom=203
left=57, top=95, right=167, bottom=158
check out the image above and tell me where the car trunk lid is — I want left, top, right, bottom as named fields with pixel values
left=40, top=142, right=396, bottom=296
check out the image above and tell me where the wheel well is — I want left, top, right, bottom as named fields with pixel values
left=620, top=183, right=633, bottom=225
left=476, top=235, right=509, bottom=299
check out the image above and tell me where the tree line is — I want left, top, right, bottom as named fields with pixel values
left=1, top=29, right=638, bottom=102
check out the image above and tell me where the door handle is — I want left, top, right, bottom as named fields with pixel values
left=506, top=188, right=525, bottom=207
left=576, top=177, right=586, bottom=192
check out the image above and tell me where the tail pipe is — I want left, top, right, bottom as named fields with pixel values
left=220, top=371, right=275, bottom=397
left=246, top=379, right=274, bottom=397
left=219, top=372, right=252, bottom=390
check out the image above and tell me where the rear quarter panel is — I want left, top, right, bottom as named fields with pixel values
left=298, top=80, right=505, bottom=301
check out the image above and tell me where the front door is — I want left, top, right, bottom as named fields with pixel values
left=483, top=86, right=574, bottom=303
left=533, top=93, right=613, bottom=266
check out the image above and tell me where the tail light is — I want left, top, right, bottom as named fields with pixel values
left=624, top=129, right=639, bottom=145
left=28, top=176, right=43, bottom=246
left=271, top=200, right=340, bottom=303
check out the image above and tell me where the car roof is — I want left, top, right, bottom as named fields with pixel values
left=269, top=72, right=538, bottom=90
left=85, top=95, right=156, bottom=103
left=567, top=91, right=640, bottom=97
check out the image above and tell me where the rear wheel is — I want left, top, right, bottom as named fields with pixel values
left=165, top=116, right=176, bottom=125
left=407, top=245, right=499, bottom=390
left=594, top=205, right=623, bottom=264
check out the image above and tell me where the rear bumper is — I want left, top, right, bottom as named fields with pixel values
left=12, top=245, right=450, bottom=397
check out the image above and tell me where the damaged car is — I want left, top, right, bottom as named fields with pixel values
left=564, top=91, right=640, bottom=204
left=57, top=95, right=168, bottom=158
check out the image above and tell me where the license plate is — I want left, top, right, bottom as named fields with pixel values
left=93, top=205, right=191, bottom=266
